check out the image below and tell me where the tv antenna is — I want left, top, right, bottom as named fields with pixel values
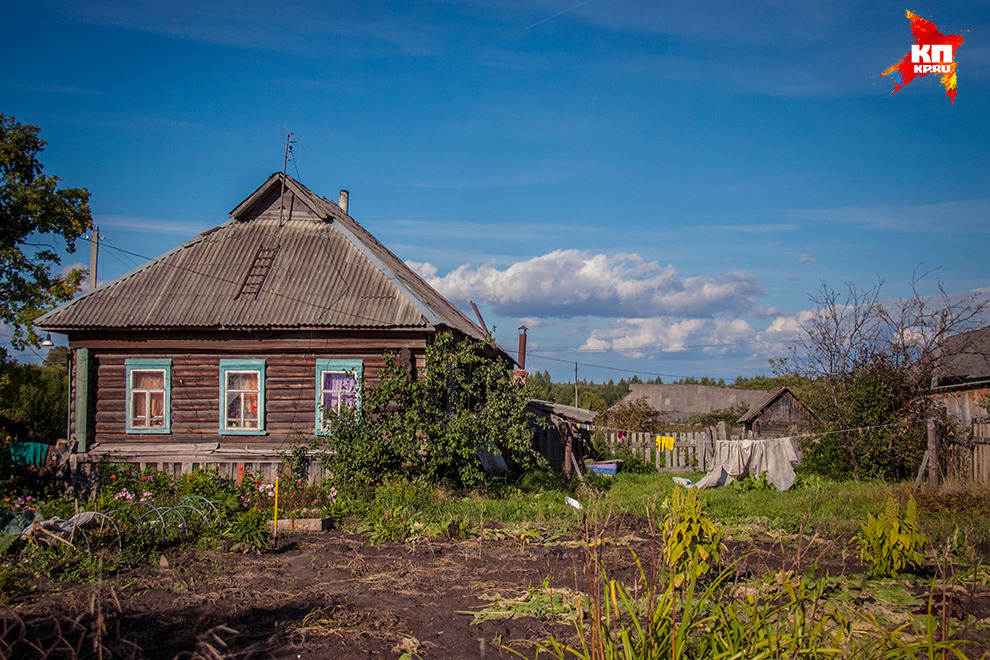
left=279, top=132, right=295, bottom=226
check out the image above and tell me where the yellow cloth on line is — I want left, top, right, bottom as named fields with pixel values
left=655, top=436, right=676, bottom=451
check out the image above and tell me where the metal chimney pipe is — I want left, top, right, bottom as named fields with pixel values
left=517, top=325, right=528, bottom=370
left=338, top=190, right=349, bottom=214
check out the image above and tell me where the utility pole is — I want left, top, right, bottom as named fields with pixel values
left=89, top=226, right=100, bottom=291
left=574, top=362, right=579, bottom=408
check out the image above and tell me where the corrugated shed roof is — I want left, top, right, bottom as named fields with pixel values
left=37, top=173, right=488, bottom=340
left=526, top=399, right=597, bottom=424
left=932, top=325, right=990, bottom=388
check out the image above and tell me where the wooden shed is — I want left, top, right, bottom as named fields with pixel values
left=736, top=386, right=819, bottom=439
left=36, top=173, right=498, bottom=479
left=930, top=325, right=990, bottom=428
left=929, top=326, right=990, bottom=482
left=525, top=399, right=595, bottom=475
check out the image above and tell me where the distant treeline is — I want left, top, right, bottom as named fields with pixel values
left=523, top=370, right=807, bottom=412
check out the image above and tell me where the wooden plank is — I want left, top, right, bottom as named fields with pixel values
left=91, top=442, right=220, bottom=454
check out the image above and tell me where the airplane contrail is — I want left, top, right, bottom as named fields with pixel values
left=527, top=0, right=595, bottom=30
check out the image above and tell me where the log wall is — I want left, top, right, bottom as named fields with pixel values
left=69, top=332, right=429, bottom=450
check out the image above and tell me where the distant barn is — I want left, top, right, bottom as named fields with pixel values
left=930, top=325, right=990, bottom=429
left=736, top=386, right=819, bottom=439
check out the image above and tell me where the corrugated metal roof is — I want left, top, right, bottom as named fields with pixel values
left=619, top=384, right=770, bottom=422
left=37, top=173, right=488, bottom=340
left=526, top=399, right=597, bottom=424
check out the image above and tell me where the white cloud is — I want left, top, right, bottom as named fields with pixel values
left=582, top=318, right=708, bottom=357
left=407, top=250, right=764, bottom=319
left=799, top=253, right=815, bottom=264
left=578, top=309, right=817, bottom=361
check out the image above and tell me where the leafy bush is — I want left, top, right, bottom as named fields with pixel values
left=229, top=508, right=271, bottom=552
left=731, top=471, right=775, bottom=492
left=320, top=332, right=544, bottom=491
left=855, top=495, right=927, bottom=577
left=662, top=486, right=723, bottom=584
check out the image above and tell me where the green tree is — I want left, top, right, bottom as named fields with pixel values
left=594, top=396, right=664, bottom=433
left=0, top=348, right=68, bottom=442
left=523, top=370, right=554, bottom=402
left=0, top=114, right=91, bottom=358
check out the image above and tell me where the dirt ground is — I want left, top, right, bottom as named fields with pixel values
left=2, top=513, right=989, bottom=659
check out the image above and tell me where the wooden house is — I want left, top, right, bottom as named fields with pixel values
left=36, top=173, right=497, bottom=479
left=736, top=386, right=819, bottom=438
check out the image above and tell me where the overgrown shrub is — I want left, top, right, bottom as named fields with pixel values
left=320, top=332, right=544, bottom=491
left=855, top=495, right=927, bottom=577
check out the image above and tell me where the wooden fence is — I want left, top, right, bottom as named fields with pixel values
left=70, top=443, right=330, bottom=489
left=600, top=430, right=716, bottom=473
left=945, top=423, right=990, bottom=484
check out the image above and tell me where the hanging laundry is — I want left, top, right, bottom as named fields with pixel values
left=654, top=435, right=676, bottom=451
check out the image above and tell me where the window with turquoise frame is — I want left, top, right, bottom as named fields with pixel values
left=315, top=359, right=362, bottom=434
left=126, top=358, right=171, bottom=433
left=220, top=359, right=266, bottom=434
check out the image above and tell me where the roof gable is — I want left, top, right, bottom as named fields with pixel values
left=736, top=386, right=819, bottom=424
left=37, top=173, right=487, bottom=339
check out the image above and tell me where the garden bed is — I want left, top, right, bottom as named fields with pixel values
left=2, top=514, right=989, bottom=659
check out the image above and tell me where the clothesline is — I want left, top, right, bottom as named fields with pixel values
left=552, top=416, right=900, bottom=443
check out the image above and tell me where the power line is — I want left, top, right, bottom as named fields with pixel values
left=525, top=351, right=689, bottom=380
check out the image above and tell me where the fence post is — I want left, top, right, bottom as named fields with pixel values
left=927, top=418, right=939, bottom=488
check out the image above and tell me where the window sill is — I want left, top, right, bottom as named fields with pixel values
left=219, top=429, right=268, bottom=436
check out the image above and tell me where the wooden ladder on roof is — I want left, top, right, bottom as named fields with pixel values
left=235, top=244, right=281, bottom=300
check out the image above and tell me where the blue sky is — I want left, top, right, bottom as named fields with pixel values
left=4, top=0, right=989, bottom=383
